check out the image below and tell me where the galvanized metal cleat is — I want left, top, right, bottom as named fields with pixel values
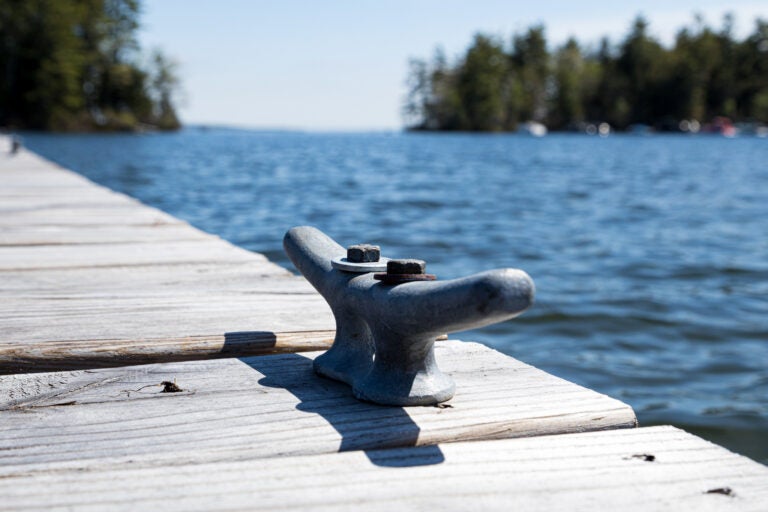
left=283, top=226, right=535, bottom=406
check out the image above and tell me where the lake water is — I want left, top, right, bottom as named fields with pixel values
left=23, top=129, right=768, bottom=464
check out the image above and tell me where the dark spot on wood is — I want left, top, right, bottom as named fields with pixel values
left=160, top=381, right=183, bottom=393
left=625, top=453, right=655, bottom=462
left=11, top=400, right=79, bottom=410
left=706, top=487, right=734, bottom=496
left=51, top=400, right=78, bottom=407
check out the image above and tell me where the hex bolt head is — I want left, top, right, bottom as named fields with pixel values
left=387, top=259, right=426, bottom=275
left=347, top=244, right=381, bottom=263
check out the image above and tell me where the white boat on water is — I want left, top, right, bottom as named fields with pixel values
left=518, top=121, right=547, bottom=137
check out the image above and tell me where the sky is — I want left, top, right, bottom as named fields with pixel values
left=139, top=1, right=767, bottom=131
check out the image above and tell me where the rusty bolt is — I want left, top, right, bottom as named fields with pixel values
left=347, top=244, right=380, bottom=263
left=387, top=259, right=426, bottom=275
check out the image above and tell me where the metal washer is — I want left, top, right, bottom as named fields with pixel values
left=331, top=256, right=390, bottom=273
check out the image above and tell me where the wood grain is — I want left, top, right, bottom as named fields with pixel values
left=1, top=424, right=765, bottom=511
left=0, top=341, right=638, bottom=472
left=0, top=238, right=270, bottom=270
left=0, top=259, right=335, bottom=373
left=0, top=204, right=183, bottom=227
left=0, top=330, right=335, bottom=374
left=0, top=224, right=212, bottom=246
left=0, top=190, right=137, bottom=210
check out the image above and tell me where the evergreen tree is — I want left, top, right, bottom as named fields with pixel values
left=511, top=25, right=549, bottom=122
left=403, top=13, right=768, bottom=131
left=737, top=19, right=768, bottom=120
left=550, top=38, right=586, bottom=129
left=0, top=0, right=180, bottom=131
left=457, top=34, right=508, bottom=131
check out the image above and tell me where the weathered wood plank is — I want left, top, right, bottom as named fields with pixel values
left=0, top=184, right=110, bottom=196
left=0, top=425, right=765, bottom=511
left=0, top=204, right=184, bottom=227
left=0, top=167, right=98, bottom=188
left=0, top=238, right=272, bottom=270
left=0, top=261, right=303, bottom=295
left=0, top=259, right=334, bottom=372
left=0, top=224, right=212, bottom=245
left=0, top=261, right=334, bottom=370
left=0, top=330, right=335, bottom=374
left=0, top=289, right=330, bottom=338
left=0, top=341, right=638, bottom=471
left=0, top=190, right=137, bottom=210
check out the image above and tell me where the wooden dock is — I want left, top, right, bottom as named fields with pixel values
left=2, top=138, right=767, bottom=510
left=0, top=141, right=336, bottom=373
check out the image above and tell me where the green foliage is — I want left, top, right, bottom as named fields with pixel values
left=550, top=38, right=586, bottom=127
left=405, top=13, right=768, bottom=131
left=0, top=0, right=180, bottom=131
left=511, top=25, right=549, bottom=123
left=458, top=34, right=508, bottom=131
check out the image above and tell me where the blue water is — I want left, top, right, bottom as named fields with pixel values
left=24, top=129, right=768, bottom=463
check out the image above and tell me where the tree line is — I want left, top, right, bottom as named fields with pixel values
left=0, top=0, right=180, bottom=132
left=403, top=15, right=768, bottom=132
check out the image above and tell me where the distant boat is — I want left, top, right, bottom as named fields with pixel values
left=518, top=121, right=547, bottom=137
left=704, top=116, right=738, bottom=137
